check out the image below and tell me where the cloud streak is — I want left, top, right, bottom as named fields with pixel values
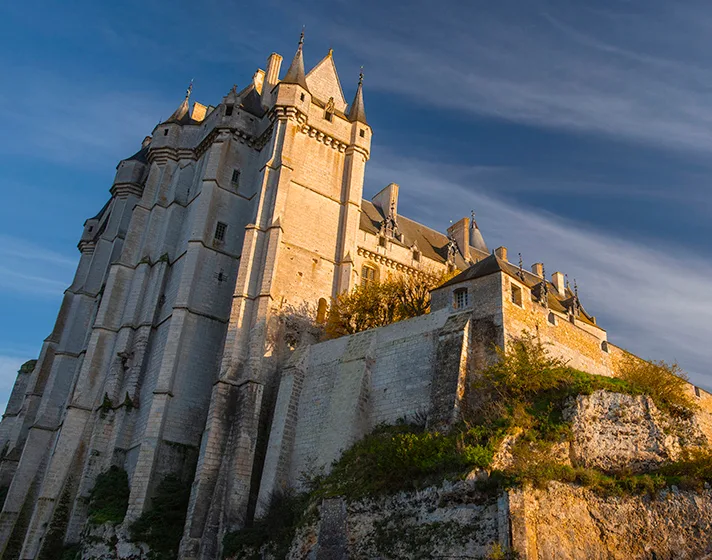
left=318, top=0, right=712, bottom=157
left=365, top=152, right=712, bottom=391
left=0, top=235, right=76, bottom=297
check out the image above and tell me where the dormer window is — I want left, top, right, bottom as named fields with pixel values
left=225, top=104, right=234, bottom=116
left=453, top=288, right=468, bottom=309
left=231, top=169, right=240, bottom=187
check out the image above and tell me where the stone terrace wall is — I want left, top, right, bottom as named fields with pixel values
left=256, top=306, right=493, bottom=512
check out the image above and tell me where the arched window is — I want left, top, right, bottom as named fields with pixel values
left=361, top=264, right=378, bottom=288
left=547, top=312, right=556, bottom=325
left=601, top=340, right=609, bottom=353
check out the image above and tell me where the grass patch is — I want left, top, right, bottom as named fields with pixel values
left=315, top=421, right=499, bottom=500
left=129, top=475, right=191, bottom=560
left=87, top=466, right=129, bottom=525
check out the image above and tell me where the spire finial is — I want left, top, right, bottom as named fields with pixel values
left=574, top=279, right=579, bottom=299
left=299, top=26, right=305, bottom=47
left=358, top=66, right=364, bottom=85
left=185, top=79, right=193, bottom=100
left=518, top=253, right=525, bottom=280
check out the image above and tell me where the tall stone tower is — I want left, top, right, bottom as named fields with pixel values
left=0, top=34, right=371, bottom=558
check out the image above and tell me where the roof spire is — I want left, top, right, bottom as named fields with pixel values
left=348, top=66, right=368, bottom=124
left=517, top=253, right=525, bottom=280
left=282, top=27, right=309, bottom=90
left=164, top=80, right=192, bottom=124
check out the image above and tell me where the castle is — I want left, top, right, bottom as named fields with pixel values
left=1, top=35, right=710, bottom=559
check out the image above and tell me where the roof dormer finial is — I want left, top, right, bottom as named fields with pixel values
left=299, top=26, right=305, bottom=47
left=359, top=66, right=364, bottom=86
left=186, top=79, right=193, bottom=100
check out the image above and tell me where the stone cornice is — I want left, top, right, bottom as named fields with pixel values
left=357, top=246, right=427, bottom=277
left=299, top=123, right=348, bottom=153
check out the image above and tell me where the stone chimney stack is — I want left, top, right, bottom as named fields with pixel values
left=494, top=246, right=508, bottom=261
left=531, top=263, right=544, bottom=277
left=552, top=272, right=566, bottom=296
left=372, top=183, right=399, bottom=217
left=262, top=52, right=283, bottom=106
left=447, top=218, right=470, bottom=262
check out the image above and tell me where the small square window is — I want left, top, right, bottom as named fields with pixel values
left=324, top=112, right=333, bottom=122
left=547, top=312, right=556, bottom=325
left=163, top=129, right=169, bottom=136
left=88, top=226, right=93, bottom=232
left=454, top=288, right=468, bottom=309
left=225, top=104, right=234, bottom=116
left=214, top=222, right=227, bottom=242
left=378, top=236, right=386, bottom=247
left=300, top=93, right=305, bottom=101
left=231, top=169, right=240, bottom=187
left=511, top=284, right=523, bottom=307
left=360, top=129, right=366, bottom=138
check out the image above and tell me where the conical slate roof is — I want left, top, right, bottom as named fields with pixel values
left=348, top=70, right=367, bottom=124
left=163, top=81, right=193, bottom=124
left=470, top=220, right=488, bottom=253
left=282, top=31, right=309, bottom=91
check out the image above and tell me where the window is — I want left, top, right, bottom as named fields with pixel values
left=324, top=111, right=333, bottom=122
left=511, top=284, right=523, bottom=307
left=214, top=222, right=227, bottom=242
left=316, top=298, right=328, bottom=324
left=360, top=129, right=366, bottom=138
left=163, top=129, right=169, bottom=136
left=378, top=236, right=387, bottom=248
left=412, top=250, right=421, bottom=262
left=453, top=288, right=468, bottom=309
left=601, top=341, right=609, bottom=353
left=547, top=312, right=556, bottom=325
left=695, top=386, right=701, bottom=398
left=361, top=265, right=377, bottom=287
left=300, top=93, right=305, bottom=101
left=88, top=226, right=93, bottom=232
left=231, top=169, right=240, bottom=187
left=225, top=104, right=234, bottom=116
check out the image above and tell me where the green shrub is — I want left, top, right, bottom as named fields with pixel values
left=129, top=475, right=191, bottom=559
left=88, top=466, right=129, bottom=525
left=617, top=354, right=696, bottom=415
left=223, top=490, right=310, bottom=560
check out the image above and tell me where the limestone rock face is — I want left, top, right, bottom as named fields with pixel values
left=77, top=523, right=149, bottom=560
left=564, top=391, right=707, bottom=473
left=512, top=482, right=712, bottom=560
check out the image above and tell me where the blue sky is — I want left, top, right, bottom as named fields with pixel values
left=1, top=0, right=712, bottom=410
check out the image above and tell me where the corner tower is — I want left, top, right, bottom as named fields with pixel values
left=179, top=35, right=372, bottom=557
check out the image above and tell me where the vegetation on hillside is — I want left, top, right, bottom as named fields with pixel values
left=87, top=466, right=130, bottom=525
left=222, top=334, right=708, bottom=559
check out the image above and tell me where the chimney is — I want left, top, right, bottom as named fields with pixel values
left=262, top=53, right=283, bottom=106
left=372, top=183, right=399, bottom=217
left=191, top=102, right=208, bottom=122
left=531, top=263, right=544, bottom=278
left=447, top=218, right=470, bottom=262
left=494, top=246, right=508, bottom=262
left=552, top=272, right=565, bottom=296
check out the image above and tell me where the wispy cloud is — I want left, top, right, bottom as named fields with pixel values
left=366, top=153, right=712, bottom=391
left=0, top=235, right=76, bottom=297
left=0, top=66, right=167, bottom=166
left=318, top=0, right=712, bottom=157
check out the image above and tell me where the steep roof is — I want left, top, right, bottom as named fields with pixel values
left=360, top=200, right=484, bottom=270
left=440, top=253, right=598, bottom=326
left=306, top=51, right=347, bottom=111
left=348, top=72, right=367, bottom=125
left=282, top=32, right=309, bottom=91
